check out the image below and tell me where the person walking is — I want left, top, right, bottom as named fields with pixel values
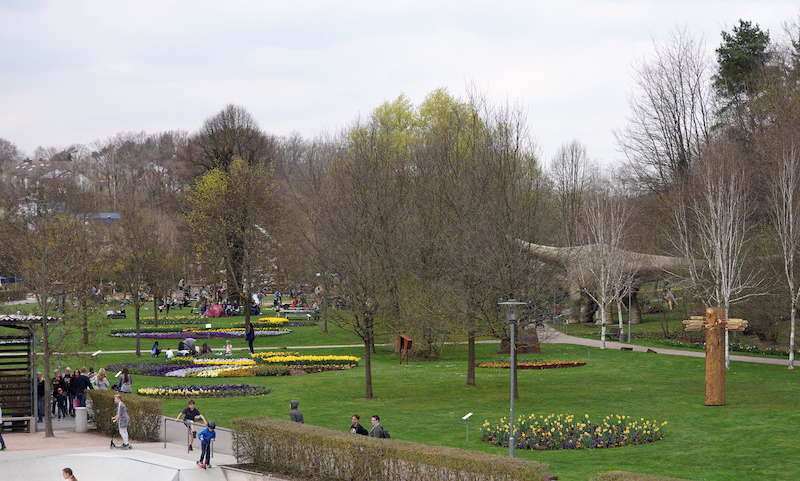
left=177, top=400, right=207, bottom=452
left=349, top=414, right=368, bottom=435
left=196, top=422, right=216, bottom=468
left=36, top=372, right=45, bottom=423
left=0, top=403, right=7, bottom=450
left=245, top=321, right=256, bottom=354
left=61, top=467, right=78, bottom=480
left=118, top=368, right=132, bottom=393
left=111, top=394, right=130, bottom=448
left=368, top=415, right=390, bottom=438
left=289, top=400, right=304, bottom=423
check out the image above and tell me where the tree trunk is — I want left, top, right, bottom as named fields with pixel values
left=364, top=318, right=374, bottom=399
left=244, top=296, right=251, bottom=324
left=43, top=320, right=53, bottom=437
left=81, top=297, right=89, bottom=345
left=600, top=305, right=607, bottom=349
left=789, top=303, right=796, bottom=370
left=617, top=299, right=624, bottom=342
left=628, top=287, right=642, bottom=324
left=153, top=295, right=159, bottom=321
left=135, top=303, right=141, bottom=357
left=466, top=330, right=476, bottom=386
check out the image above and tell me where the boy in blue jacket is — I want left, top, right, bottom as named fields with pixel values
left=196, top=422, right=216, bottom=468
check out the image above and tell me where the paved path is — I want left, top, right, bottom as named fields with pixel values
left=34, top=327, right=790, bottom=367
left=540, top=325, right=792, bottom=367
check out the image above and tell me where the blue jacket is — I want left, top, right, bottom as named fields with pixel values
left=198, top=428, right=216, bottom=442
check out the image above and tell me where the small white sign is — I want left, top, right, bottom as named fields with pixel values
left=462, top=412, right=473, bottom=420
left=205, top=323, right=212, bottom=329
left=115, top=371, right=122, bottom=378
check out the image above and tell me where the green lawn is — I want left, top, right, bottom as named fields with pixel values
left=8, top=301, right=799, bottom=480
left=58, top=342, right=797, bottom=481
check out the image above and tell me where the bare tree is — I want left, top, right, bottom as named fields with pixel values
left=617, top=29, right=714, bottom=192
left=768, top=143, right=800, bottom=369
left=550, top=140, right=592, bottom=246
left=572, top=186, right=633, bottom=348
left=672, top=140, right=761, bottom=369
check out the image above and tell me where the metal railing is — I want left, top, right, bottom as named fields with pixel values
left=162, top=416, right=235, bottom=460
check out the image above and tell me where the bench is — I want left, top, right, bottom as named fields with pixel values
left=1, top=416, right=35, bottom=433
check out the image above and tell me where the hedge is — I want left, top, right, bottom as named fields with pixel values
left=88, top=390, right=163, bottom=441
left=592, top=472, right=694, bottom=481
left=232, top=417, right=551, bottom=481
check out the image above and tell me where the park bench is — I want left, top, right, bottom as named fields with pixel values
left=0, top=416, right=35, bottom=433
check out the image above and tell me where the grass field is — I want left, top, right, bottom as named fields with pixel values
left=6, top=301, right=799, bottom=480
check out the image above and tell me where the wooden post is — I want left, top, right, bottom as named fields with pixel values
left=704, top=307, right=726, bottom=406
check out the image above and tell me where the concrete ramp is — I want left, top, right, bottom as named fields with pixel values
left=0, top=450, right=227, bottom=481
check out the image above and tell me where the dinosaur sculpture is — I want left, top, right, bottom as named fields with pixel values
left=516, top=239, right=688, bottom=324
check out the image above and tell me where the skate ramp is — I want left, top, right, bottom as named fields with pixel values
left=0, top=450, right=227, bottom=481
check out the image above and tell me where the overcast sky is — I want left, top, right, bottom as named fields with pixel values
left=1, top=1, right=797, bottom=166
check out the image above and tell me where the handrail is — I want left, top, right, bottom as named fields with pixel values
left=162, top=416, right=233, bottom=460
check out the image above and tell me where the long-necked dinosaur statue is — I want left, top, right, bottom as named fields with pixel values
left=516, top=239, right=688, bottom=324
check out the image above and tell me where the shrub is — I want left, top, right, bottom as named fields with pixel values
left=591, top=472, right=693, bottom=481
left=233, top=417, right=551, bottom=481
left=88, top=390, right=162, bottom=441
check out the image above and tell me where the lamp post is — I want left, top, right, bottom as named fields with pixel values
left=498, top=299, right=527, bottom=458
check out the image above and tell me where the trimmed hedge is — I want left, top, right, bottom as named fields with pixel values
left=88, top=390, right=163, bottom=441
left=233, top=417, right=551, bottom=481
left=592, top=472, right=694, bottom=481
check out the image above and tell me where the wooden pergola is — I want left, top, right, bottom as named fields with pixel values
left=0, top=315, right=57, bottom=433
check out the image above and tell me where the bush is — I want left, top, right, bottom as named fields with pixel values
left=233, top=417, right=551, bottom=481
left=591, top=472, right=693, bottom=481
left=88, top=390, right=162, bottom=441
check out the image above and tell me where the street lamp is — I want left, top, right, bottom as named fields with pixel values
left=498, top=299, right=527, bottom=458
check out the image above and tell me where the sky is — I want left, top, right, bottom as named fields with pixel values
left=1, top=1, right=798, bottom=167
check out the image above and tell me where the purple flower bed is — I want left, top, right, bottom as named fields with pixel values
left=110, top=329, right=291, bottom=339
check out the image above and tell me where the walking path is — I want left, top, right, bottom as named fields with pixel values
left=540, top=325, right=791, bottom=366
left=46, top=334, right=791, bottom=367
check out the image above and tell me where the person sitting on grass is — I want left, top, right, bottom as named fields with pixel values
left=225, top=339, right=233, bottom=356
left=177, top=399, right=208, bottom=452
left=196, top=422, right=216, bottom=468
left=369, top=415, right=390, bottom=438
left=349, top=414, right=368, bottom=436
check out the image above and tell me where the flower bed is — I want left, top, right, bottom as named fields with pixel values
left=477, top=360, right=586, bottom=369
left=252, top=353, right=360, bottom=367
left=482, top=414, right=667, bottom=450
left=110, top=329, right=291, bottom=339
left=141, top=318, right=205, bottom=326
left=233, top=320, right=317, bottom=328
left=137, top=384, right=270, bottom=398
left=194, top=358, right=256, bottom=366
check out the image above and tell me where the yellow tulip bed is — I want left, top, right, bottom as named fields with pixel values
left=482, top=413, right=667, bottom=450
left=252, top=354, right=361, bottom=367
left=194, top=358, right=256, bottom=366
left=477, top=360, right=586, bottom=370
left=137, top=384, right=269, bottom=398
left=257, top=317, right=289, bottom=323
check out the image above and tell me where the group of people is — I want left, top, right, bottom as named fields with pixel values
left=45, top=367, right=113, bottom=420
left=288, top=400, right=390, bottom=438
